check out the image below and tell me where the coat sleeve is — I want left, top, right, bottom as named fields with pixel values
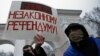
left=95, top=38, right=100, bottom=56
left=63, top=46, right=74, bottom=56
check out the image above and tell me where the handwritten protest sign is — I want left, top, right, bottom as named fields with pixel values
left=3, top=1, right=58, bottom=41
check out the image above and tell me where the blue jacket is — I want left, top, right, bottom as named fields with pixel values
left=64, top=37, right=100, bottom=56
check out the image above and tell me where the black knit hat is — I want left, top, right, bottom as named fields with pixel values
left=65, top=23, right=89, bottom=37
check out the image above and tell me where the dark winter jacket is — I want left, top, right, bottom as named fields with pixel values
left=23, top=45, right=47, bottom=56
left=64, top=23, right=100, bottom=56
left=64, top=37, right=100, bottom=56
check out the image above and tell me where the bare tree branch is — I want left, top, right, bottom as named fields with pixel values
left=82, top=7, right=100, bottom=37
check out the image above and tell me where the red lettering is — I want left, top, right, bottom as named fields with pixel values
left=41, top=13, right=46, bottom=21
left=35, top=12, right=41, bottom=20
left=46, top=15, right=51, bottom=23
left=26, top=21, right=32, bottom=30
left=7, top=21, right=18, bottom=30
left=7, top=21, right=13, bottom=30
left=50, top=16, right=57, bottom=24
left=37, top=22, right=43, bottom=32
left=9, top=11, right=57, bottom=24
left=23, top=11, right=30, bottom=19
left=8, top=11, right=16, bottom=19
left=30, top=12, right=35, bottom=19
left=7, top=21, right=57, bottom=34
left=42, top=23, right=46, bottom=31
left=32, top=21, right=37, bottom=30
left=19, top=21, right=26, bottom=30
left=13, top=21, right=18, bottom=30
left=16, top=11, right=24, bottom=19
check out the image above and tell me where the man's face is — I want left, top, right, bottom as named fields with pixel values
left=69, top=29, right=84, bottom=42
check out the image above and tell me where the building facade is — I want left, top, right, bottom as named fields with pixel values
left=0, top=9, right=82, bottom=56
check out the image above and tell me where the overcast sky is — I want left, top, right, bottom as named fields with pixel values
left=0, top=0, right=100, bottom=24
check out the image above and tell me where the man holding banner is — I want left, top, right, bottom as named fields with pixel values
left=32, top=34, right=54, bottom=56
left=23, top=34, right=47, bottom=56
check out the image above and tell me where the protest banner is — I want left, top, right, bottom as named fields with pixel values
left=3, top=1, right=59, bottom=41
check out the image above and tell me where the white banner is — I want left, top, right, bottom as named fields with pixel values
left=3, top=1, right=59, bottom=41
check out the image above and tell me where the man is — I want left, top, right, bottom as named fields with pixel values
left=23, top=45, right=35, bottom=56
left=64, top=23, right=100, bottom=56
left=23, top=35, right=47, bottom=56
